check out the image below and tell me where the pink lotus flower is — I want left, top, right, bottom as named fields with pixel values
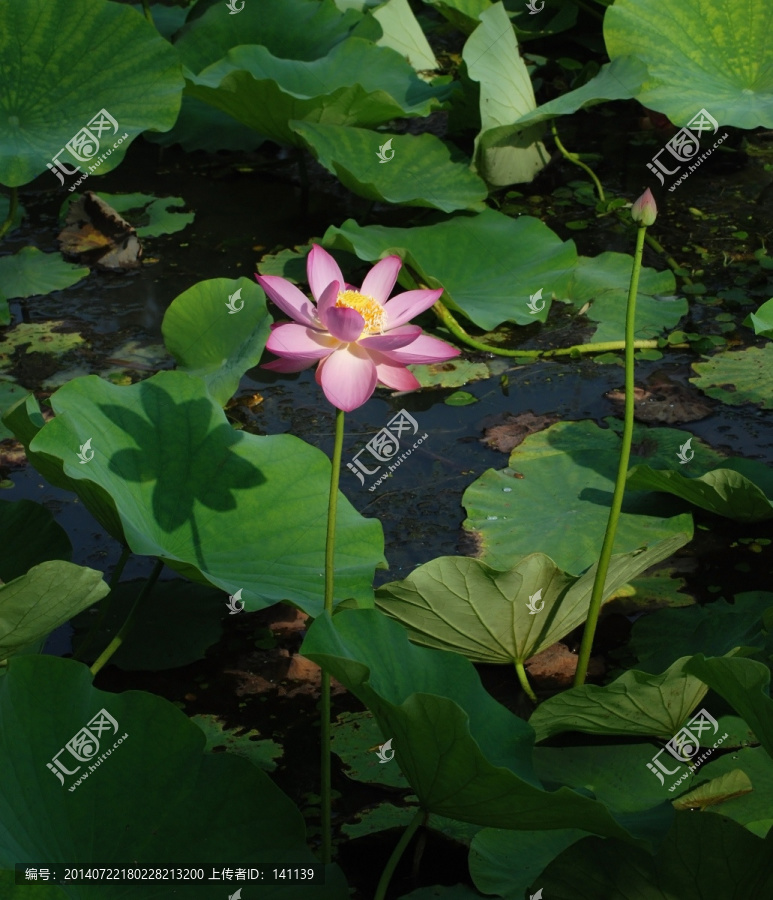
left=256, top=245, right=460, bottom=411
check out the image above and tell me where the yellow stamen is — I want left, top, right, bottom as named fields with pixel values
left=335, top=289, right=386, bottom=335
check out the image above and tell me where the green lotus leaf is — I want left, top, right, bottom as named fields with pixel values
left=463, top=3, right=549, bottom=186
left=186, top=39, right=453, bottom=148
left=419, top=0, right=491, bottom=35
left=323, top=208, right=578, bottom=330
left=686, top=655, right=773, bottom=759
left=565, top=252, right=684, bottom=343
left=0, top=655, right=348, bottom=899
left=0, top=561, right=109, bottom=662
left=746, top=297, right=773, bottom=339
left=627, top=592, right=773, bottom=675
left=513, top=57, right=648, bottom=128
left=0, top=380, right=29, bottom=438
left=375, top=534, right=689, bottom=665
left=0, top=0, right=183, bottom=187
left=0, top=247, right=89, bottom=300
left=175, top=0, right=361, bottom=74
left=605, top=0, right=773, bottom=129
left=672, top=770, right=753, bottom=811
left=70, top=580, right=225, bottom=671
left=470, top=828, right=588, bottom=900
left=528, top=657, right=712, bottom=743
left=368, top=0, right=438, bottom=72
left=14, top=371, right=385, bottom=614
left=144, top=96, right=265, bottom=153
left=290, top=122, right=487, bottom=212
left=691, top=746, right=773, bottom=836
left=627, top=462, right=773, bottom=522
left=191, top=713, right=283, bottom=773
left=84, top=192, right=195, bottom=238
left=302, top=608, right=654, bottom=843
left=539, top=814, right=773, bottom=898
left=0, top=499, right=71, bottom=582
left=691, top=345, right=773, bottom=408
left=162, top=277, right=271, bottom=406
left=463, top=419, right=696, bottom=574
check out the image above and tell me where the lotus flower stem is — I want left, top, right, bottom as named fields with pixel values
left=73, top=544, right=132, bottom=662
left=89, top=558, right=164, bottom=676
left=642, top=232, right=693, bottom=285
left=551, top=123, right=605, bottom=204
left=574, top=211, right=651, bottom=686
left=0, top=187, right=18, bottom=240
left=515, top=660, right=537, bottom=703
left=374, top=808, right=425, bottom=900
left=431, top=299, right=683, bottom=357
left=140, top=0, right=153, bottom=23
left=320, top=406, right=345, bottom=864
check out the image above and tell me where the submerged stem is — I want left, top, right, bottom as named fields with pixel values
left=320, top=407, right=345, bottom=864
left=90, top=558, right=164, bottom=676
left=374, top=808, right=425, bottom=900
left=574, top=224, right=647, bottom=686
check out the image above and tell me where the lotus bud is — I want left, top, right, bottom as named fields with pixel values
left=631, top=188, right=657, bottom=226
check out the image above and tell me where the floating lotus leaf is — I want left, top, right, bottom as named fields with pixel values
left=691, top=345, right=773, bottom=409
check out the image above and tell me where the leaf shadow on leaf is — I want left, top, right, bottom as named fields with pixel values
left=99, top=380, right=264, bottom=564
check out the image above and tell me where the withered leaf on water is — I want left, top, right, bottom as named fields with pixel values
left=58, top=191, right=142, bottom=271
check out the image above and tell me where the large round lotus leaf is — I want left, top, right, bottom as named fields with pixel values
left=628, top=592, right=773, bottom=676
left=0, top=498, right=71, bottom=582
left=463, top=419, right=697, bottom=574
left=302, top=608, right=654, bottom=843
left=539, top=814, right=773, bottom=899
left=691, top=345, right=773, bottom=408
left=161, top=277, right=270, bottom=406
left=186, top=39, right=453, bottom=148
left=627, top=460, right=773, bottom=522
left=463, top=3, right=548, bottom=187
left=528, top=656, right=710, bottom=743
left=605, top=0, right=773, bottom=129
left=565, top=253, right=684, bottom=343
left=174, top=0, right=361, bottom=74
left=691, top=746, right=773, bottom=836
left=375, top=534, right=689, bottom=665
left=0, top=0, right=183, bottom=187
left=0, top=655, right=348, bottom=899
left=24, top=371, right=385, bottom=615
left=0, top=561, right=109, bottom=662
left=686, top=655, right=773, bottom=759
left=290, top=122, right=487, bottom=212
left=323, top=208, right=578, bottom=330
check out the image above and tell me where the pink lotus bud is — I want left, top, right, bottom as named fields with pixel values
left=631, top=188, right=657, bottom=226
